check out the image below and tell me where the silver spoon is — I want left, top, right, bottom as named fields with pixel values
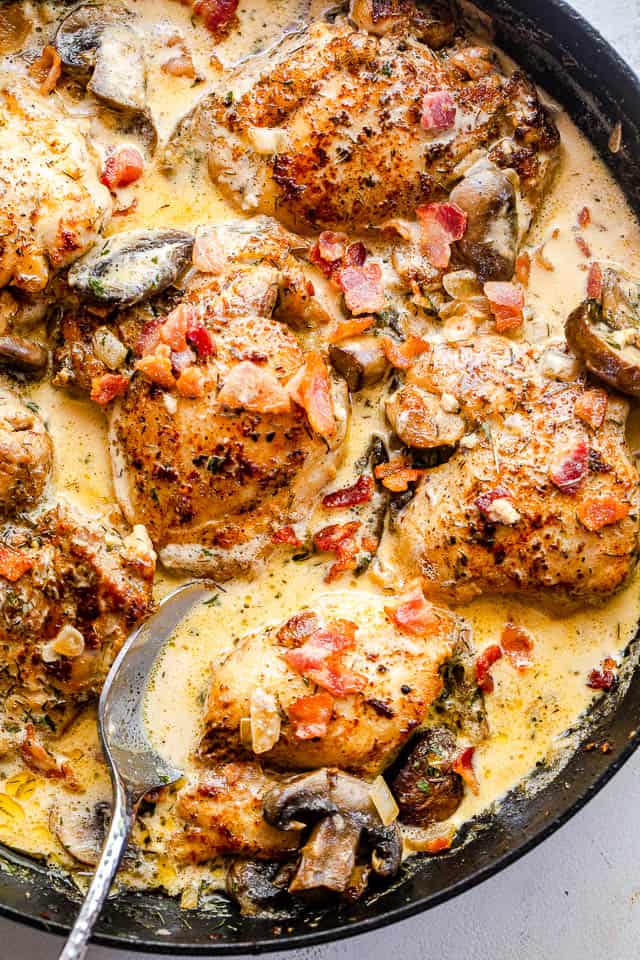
left=58, top=580, right=216, bottom=960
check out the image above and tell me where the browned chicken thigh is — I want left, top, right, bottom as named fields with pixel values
left=0, top=384, right=52, bottom=516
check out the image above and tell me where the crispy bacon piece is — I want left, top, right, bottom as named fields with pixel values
left=574, top=389, right=608, bottom=430
left=344, top=242, right=366, bottom=268
left=160, top=305, right=191, bottom=352
left=135, top=347, right=176, bottom=389
left=578, top=206, right=591, bottom=228
left=31, top=45, right=61, bottom=95
left=288, top=352, right=335, bottom=440
left=575, top=234, right=591, bottom=258
left=484, top=281, right=525, bottom=332
left=287, top=691, right=334, bottom=739
left=475, top=644, right=502, bottom=693
left=475, top=487, right=518, bottom=524
left=277, top=611, right=319, bottom=646
left=218, top=361, right=290, bottom=414
left=384, top=588, right=444, bottom=637
left=377, top=466, right=422, bottom=492
left=186, top=323, right=215, bottom=359
left=271, top=525, right=302, bottom=546
left=101, top=146, right=144, bottom=191
left=380, top=335, right=429, bottom=370
left=587, top=262, right=603, bottom=300
left=416, top=202, right=467, bottom=270
left=453, top=747, right=479, bottom=795
left=337, top=262, right=387, bottom=315
left=318, top=231, right=349, bottom=263
left=424, top=835, right=454, bottom=854
left=501, top=622, right=534, bottom=671
left=0, top=544, right=33, bottom=582
left=313, top=521, right=361, bottom=581
left=329, top=316, right=374, bottom=343
left=515, top=251, right=531, bottom=287
left=577, top=495, right=630, bottom=531
left=322, top=475, right=374, bottom=509
left=176, top=366, right=206, bottom=398
left=135, top=318, right=162, bottom=357
left=421, top=90, right=456, bottom=132
left=20, top=725, right=80, bottom=790
left=284, top=620, right=365, bottom=696
left=90, top=373, right=130, bottom=405
left=550, top=440, right=589, bottom=494
left=192, top=0, right=239, bottom=35
left=587, top=657, right=617, bottom=691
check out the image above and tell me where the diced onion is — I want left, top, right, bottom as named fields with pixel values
left=442, top=269, right=483, bottom=301
left=93, top=327, right=128, bottom=370
left=369, top=775, right=399, bottom=827
left=42, top=624, right=85, bottom=661
left=249, top=687, right=281, bottom=754
left=247, top=125, right=288, bottom=155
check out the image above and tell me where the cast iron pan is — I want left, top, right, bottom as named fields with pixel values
left=3, top=0, right=640, bottom=952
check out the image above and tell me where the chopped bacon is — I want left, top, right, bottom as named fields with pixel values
left=0, top=544, right=33, bottom=582
left=171, top=346, right=196, bottom=376
left=176, top=366, right=206, bottom=398
left=421, top=90, right=456, bottom=132
left=452, top=746, right=479, bottom=795
left=287, top=691, right=334, bottom=739
left=31, top=45, right=61, bottom=95
left=193, top=229, right=226, bottom=273
left=574, top=388, right=608, bottom=430
left=501, top=622, right=534, bottom=671
left=160, top=304, right=191, bottom=352
left=271, top=525, right=302, bottom=546
left=337, top=262, right=387, bottom=315
left=373, top=458, right=423, bottom=494
left=90, top=373, right=130, bottom=405
left=218, top=361, right=290, bottom=414
left=135, top=347, right=176, bottom=389
left=515, top=251, right=531, bottom=287
left=101, top=146, right=144, bottom=191
left=284, top=620, right=365, bottom=696
left=380, top=335, right=429, bottom=370
left=318, top=231, right=349, bottom=263
left=135, top=318, right=162, bottom=357
left=329, top=316, right=374, bottom=343
left=578, top=206, right=591, bottom=228
left=384, top=588, right=444, bottom=637
left=550, top=440, right=589, bottom=494
left=484, top=281, right=525, bottom=332
left=313, top=521, right=361, bottom=581
left=424, top=835, right=453, bottom=854
left=587, top=657, right=617, bottom=691
left=277, top=611, right=319, bottom=646
left=475, top=487, right=517, bottom=523
left=20, top=725, right=80, bottom=790
left=186, top=322, right=215, bottom=359
left=344, top=242, right=367, bottom=268
left=577, top=495, right=630, bottom=531
left=416, top=202, right=467, bottom=270
left=475, top=644, right=502, bottom=693
left=575, top=234, right=591, bottom=258
left=322, top=475, right=374, bottom=509
left=587, top=262, right=603, bottom=300
left=287, top=352, right=335, bottom=440
left=192, top=0, right=239, bottom=35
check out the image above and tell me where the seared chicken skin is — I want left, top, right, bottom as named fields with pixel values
left=174, top=4, right=558, bottom=240
left=0, top=505, right=155, bottom=739
left=0, top=384, right=52, bottom=516
left=0, top=81, right=111, bottom=293
left=108, top=218, right=348, bottom=579
left=390, top=336, right=640, bottom=607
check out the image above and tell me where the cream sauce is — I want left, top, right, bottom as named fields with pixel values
left=0, top=0, right=638, bottom=907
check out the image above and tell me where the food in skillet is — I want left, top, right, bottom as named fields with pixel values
left=0, top=0, right=638, bottom=923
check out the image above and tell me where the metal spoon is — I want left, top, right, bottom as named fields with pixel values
left=58, top=580, right=216, bottom=960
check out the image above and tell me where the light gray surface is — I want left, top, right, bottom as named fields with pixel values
left=5, top=0, right=640, bottom=957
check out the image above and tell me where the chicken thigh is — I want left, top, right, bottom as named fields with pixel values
left=0, top=384, right=52, bottom=516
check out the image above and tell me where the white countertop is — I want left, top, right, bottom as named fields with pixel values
left=5, top=0, right=640, bottom=957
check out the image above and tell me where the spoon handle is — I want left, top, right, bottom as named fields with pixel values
left=58, top=776, right=135, bottom=960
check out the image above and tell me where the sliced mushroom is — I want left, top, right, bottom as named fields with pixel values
left=386, top=384, right=465, bottom=449
left=88, top=24, right=146, bottom=114
left=263, top=768, right=402, bottom=896
left=54, top=2, right=131, bottom=75
left=68, top=229, right=194, bottom=307
left=449, top=160, right=518, bottom=282
left=566, top=270, right=640, bottom=397
left=226, top=859, right=295, bottom=916
left=391, top=727, right=463, bottom=827
left=329, top=336, right=389, bottom=392
left=0, top=335, right=49, bottom=377
left=51, top=799, right=111, bottom=865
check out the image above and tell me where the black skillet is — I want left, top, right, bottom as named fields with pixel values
left=2, top=0, right=640, bottom=952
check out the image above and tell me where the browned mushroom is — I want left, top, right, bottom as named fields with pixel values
left=0, top=335, right=49, bottom=377
left=349, top=0, right=456, bottom=47
left=386, top=383, right=465, bottom=448
left=329, top=336, right=389, bottom=392
left=391, top=727, right=463, bottom=826
left=449, top=160, right=518, bottom=282
left=226, top=859, right=295, bottom=916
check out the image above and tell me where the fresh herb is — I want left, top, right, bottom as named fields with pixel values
left=416, top=780, right=432, bottom=794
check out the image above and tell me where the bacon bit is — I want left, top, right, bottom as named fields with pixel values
left=186, top=322, right=215, bottom=359
left=574, top=388, right=608, bottom=430
left=384, top=588, right=443, bottom=637
left=578, top=207, right=591, bottom=228
left=271, top=525, right=302, bottom=547
left=90, top=373, right=130, bottom=405
left=284, top=620, right=365, bottom=696
left=0, top=544, right=33, bottom=582
left=575, top=234, right=591, bottom=258
left=277, top=611, right=319, bottom=646
left=20, top=725, right=80, bottom=790
left=337, top=262, right=386, bottom=315
left=587, top=262, right=603, bottom=300
left=288, top=352, right=335, bottom=440
left=421, top=90, right=456, bottom=132
left=193, top=229, right=226, bottom=274
left=577, top=495, right=630, bottom=531
left=424, top=836, right=453, bottom=854
left=380, top=335, right=429, bottom=370
left=162, top=52, right=196, bottom=78
left=176, top=365, right=206, bottom=398
left=318, top=231, right=349, bottom=263
left=287, top=691, right=334, bottom=739
left=475, top=487, right=520, bottom=525
left=192, top=0, right=239, bottom=34
left=416, top=202, right=467, bottom=270
left=587, top=657, right=617, bottom=691
left=533, top=244, right=554, bottom=272
left=374, top=458, right=423, bottom=492
left=31, top=45, right=61, bottom=95
left=484, top=281, right=525, bottom=332
left=135, top=346, right=176, bottom=390
left=160, top=304, right=191, bottom=352
left=345, top=242, right=367, bottom=267
left=101, top=146, right=144, bottom=191
left=550, top=440, right=589, bottom=494
left=313, top=521, right=361, bottom=582
left=329, top=316, right=374, bottom=343
left=453, top=747, right=479, bottom=795
left=515, top=251, right=531, bottom=287
left=323, top=475, right=374, bottom=509
left=501, top=622, right=534, bottom=671
left=135, top=318, right=162, bottom=357
left=216, top=361, right=289, bottom=414
left=475, top=644, right=502, bottom=693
